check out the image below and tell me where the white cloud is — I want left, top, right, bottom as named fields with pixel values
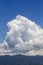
left=0, top=15, right=43, bottom=55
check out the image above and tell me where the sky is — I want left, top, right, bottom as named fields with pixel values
left=0, top=0, right=43, bottom=42
left=0, top=0, right=43, bottom=55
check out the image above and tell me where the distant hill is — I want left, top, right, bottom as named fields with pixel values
left=0, top=54, right=43, bottom=65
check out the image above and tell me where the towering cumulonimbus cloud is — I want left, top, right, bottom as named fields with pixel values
left=0, top=15, right=43, bottom=55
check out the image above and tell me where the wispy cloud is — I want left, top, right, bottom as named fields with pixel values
left=0, top=15, right=43, bottom=55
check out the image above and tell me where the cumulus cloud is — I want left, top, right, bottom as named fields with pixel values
left=0, top=15, right=43, bottom=55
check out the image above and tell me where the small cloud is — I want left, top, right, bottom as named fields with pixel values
left=0, top=15, right=43, bottom=55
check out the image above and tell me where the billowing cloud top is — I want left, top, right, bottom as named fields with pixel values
left=0, top=15, right=43, bottom=55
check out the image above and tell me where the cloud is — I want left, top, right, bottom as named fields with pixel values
left=0, top=15, right=43, bottom=55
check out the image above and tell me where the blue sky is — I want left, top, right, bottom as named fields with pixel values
left=0, top=0, right=43, bottom=43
